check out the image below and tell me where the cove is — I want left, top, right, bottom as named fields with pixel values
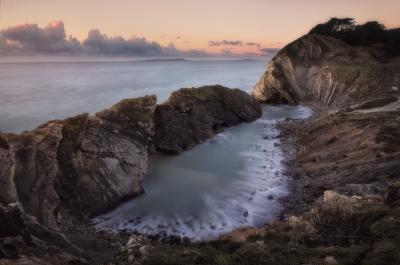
left=94, top=105, right=312, bottom=241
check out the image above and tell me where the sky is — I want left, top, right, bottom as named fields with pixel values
left=0, top=0, right=399, bottom=58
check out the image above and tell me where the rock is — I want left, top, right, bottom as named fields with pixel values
left=385, top=182, right=400, bottom=207
left=154, top=85, right=262, bottom=154
left=0, top=204, right=30, bottom=242
left=0, top=204, right=88, bottom=264
left=2, top=124, right=63, bottom=229
left=0, top=136, right=17, bottom=206
left=0, top=95, right=157, bottom=226
left=324, top=256, right=338, bottom=265
left=252, top=34, right=400, bottom=106
left=182, top=237, right=191, bottom=244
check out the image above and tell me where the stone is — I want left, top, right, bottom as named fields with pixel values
left=324, top=256, right=338, bottom=265
left=0, top=95, right=157, bottom=226
left=252, top=34, right=400, bottom=106
left=154, top=85, right=262, bottom=154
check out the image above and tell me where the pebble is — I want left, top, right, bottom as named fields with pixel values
left=324, top=256, right=338, bottom=265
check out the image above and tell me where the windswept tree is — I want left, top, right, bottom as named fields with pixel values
left=309, top=17, right=355, bottom=35
left=309, top=18, right=400, bottom=58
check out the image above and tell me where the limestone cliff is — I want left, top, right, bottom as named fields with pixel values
left=252, top=34, right=400, bottom=106
left=0, top=85, right=262, bottom=263
left=0, top=95, right=157, bottom=229
left=154, top=85, right=262, bottom=154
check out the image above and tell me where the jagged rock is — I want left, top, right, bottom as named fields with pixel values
left=252, top=34, right=400, bottom=106
left=154, top=85, right=262, bottom=154
left=0, top=204, right=88, bottom=264
left=324, top=256, right=338, bottom=265
left=2, top=124, right=63, bottom=229
left=0, top=95, right=157, bottom=227
left=0, top=135, right=18, bottom=206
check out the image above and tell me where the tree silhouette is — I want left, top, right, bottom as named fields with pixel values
left=309, top=18, right=400, bottom=58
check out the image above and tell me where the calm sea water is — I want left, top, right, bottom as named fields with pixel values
left=0, top=59, right=266, bottom=133
left=0, top=58, right=311, bottom=241
left=95, top=105, right=311, bottom=240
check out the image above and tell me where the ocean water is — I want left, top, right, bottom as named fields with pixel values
left=95, top=105, right=311, bottom=241
left=0, top=59, right=266, bottom=133
left=0, top=58, right=311, bottom=241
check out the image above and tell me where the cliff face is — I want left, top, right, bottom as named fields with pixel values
left=108, top=32, right=400, bottom=265
left=0, top=85, right=261, bottom=262
left=0, top=96, right=157, bottom=228
left=252, top=34, right=400, bottom=106
left=154, top=85, right=262, bottom=154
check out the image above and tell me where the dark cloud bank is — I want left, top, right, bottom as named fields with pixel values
left=0, top=21, right=279, bottom=58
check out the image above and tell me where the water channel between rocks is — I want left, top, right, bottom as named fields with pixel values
left=94, top=105, right=312, bottom=241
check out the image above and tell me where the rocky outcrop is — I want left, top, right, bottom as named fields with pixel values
left=0, top=86, right=262, bottom=263
left=0, top=95, right=156, bottom=229
left=109, top=24, right=400, bottom=265
left=252, top=34, right=400, bottom=106
left=154, top=85, right=262, bottom=154
left=0, top=86, right=260, bottom=226
left=281, top=95, right=400, bottom=214
left=0, top=203, right=89, bottom=264
left=56, top=95, right=156, bottom=220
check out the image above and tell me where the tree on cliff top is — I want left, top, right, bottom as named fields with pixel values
left=309, top=17, right=400, bottom=58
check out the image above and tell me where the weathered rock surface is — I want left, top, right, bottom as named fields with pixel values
left=154, top=85, right=262, bottom=154
left=252, top=34, right=400, bottom=106
left=281, top=94, right=400, bottom=217
left=109, top=23, right=400, bottom=265
left=0, top=203, right=89, bottom=264
left=56, top=95, right=156, bottom=220
left=0, top=95, right=156, bottom=230
left=0, top=86, right=262, bottom=264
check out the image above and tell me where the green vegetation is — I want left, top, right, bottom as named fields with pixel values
left=309, top=18, right=400, bottom=58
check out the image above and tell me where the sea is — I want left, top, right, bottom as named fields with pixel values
left=0, top=57, right=311, bottom=240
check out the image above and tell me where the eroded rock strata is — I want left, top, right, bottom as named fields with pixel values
left=0, top=86, right=261, bottom=264
left=252, top=34, right=400, bottom=106
left=108, top=25, right=400, bottom=265
left=154, top=85, right=262, bottom=154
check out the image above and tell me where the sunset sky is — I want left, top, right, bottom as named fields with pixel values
left=1, top=0, right=399, bottom=57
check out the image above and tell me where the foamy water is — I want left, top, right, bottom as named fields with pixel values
left=94, top=105, right=311, bottom=241
left=0, top=58, right=311, bottom=241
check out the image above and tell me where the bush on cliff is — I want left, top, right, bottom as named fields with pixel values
left=309, top=17, right=400, bottom=58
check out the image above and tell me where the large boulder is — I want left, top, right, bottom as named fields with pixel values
left=56, top=95, right=156, bottom=219
left=252, top=34, right=400, bottom=107
left=1, top=124, right=63, bottom=229
left=154, top=85, right=262, bottom=154
left=0, top=95, right=157, bottom=228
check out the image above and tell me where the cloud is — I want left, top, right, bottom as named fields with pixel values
left=83, top=29, right=164, bottom=56
left=0, top=21, right=279, bottom=58
left=208, top=40, right=263, bottom=48
left=0, top=21, right=82, bottom=53
left=246, top=42, right=261, bottom=48
left=208, top=40, right=244, bottom=46
left=162, top=43, right=209, bottom=57
left=259, top=47, right=280, bottom=55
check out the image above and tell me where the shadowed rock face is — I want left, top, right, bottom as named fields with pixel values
left=252, top=34, right=400, bottom=106
left=154, top=85, right=262, bottom=154
left=0, top=86, right=261, bottom=232
left=282, top=96, right=400, bottom=214
left=0, top=86, right=262, bottom=263
left=106, top=35, right=400, bottom=265
left=0, top=95, right=157, bottom=229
